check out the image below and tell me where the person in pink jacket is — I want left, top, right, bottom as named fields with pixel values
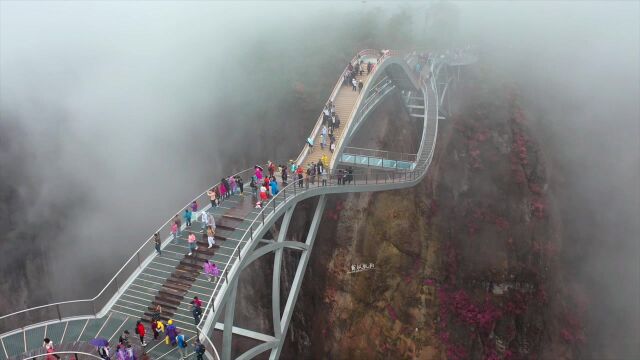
left=255, top=166, right=263, bottom=181
left=187, top=232, right=197, bottom=256
left=171, top=222, right=179, bottom=244
left=219, top=182, right=227, bottom=203
left=229, top=176, right=237, bottom=194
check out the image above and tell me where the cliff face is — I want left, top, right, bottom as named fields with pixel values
left=282, top=75, right=579, bottom=359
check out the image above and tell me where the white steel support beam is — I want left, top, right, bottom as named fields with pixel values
left=269, top=195, right=326, bottom=360
left=221, top=281, right=238, bottom=360
left=272, top=206, right=295, bottom=339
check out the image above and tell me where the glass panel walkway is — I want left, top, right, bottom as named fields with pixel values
left=339, top=153, right=415, bottom=170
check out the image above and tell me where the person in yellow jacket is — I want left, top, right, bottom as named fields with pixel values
left=321, top=154, right=329, bottom=168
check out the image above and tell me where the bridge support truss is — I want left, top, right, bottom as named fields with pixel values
left=211, top=196, right=327, bottom=360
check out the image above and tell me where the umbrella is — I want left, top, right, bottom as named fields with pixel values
left=254, top=164, right=263, bottom=171
left=90, top=338, right=109, bottom=347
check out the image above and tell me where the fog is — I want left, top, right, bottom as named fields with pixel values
left=1, top=1, right=638, bottom=358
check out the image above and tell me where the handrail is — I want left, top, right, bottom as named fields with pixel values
left=0, top=166, right=257, bottom=333
left=1, top=49, right=457, bottom=360
left=21, top=351, right=103, bottom=360
left=342, top=146, right=417, bottom=162
left=293, top=49, right=380, bottom=166
left=196, top=52, right=446, bottom=357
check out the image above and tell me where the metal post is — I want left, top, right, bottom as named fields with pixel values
left=115, top=277, right=120, bottom=291
left=261, top=211, right=265, bottom=224
left=250, top=224, right=254, bottom=240
left=56, top=304, right=62, bottom=320
left=365, top=174, right=368, bottom=184
left=283, top=188, right=286, bottom=201
left=136, top=252, right=141, bottom=268
left=376, top=174, right=378, bottom=184
left=273, top=198, right=277, bottom=211
left=92, top=300, right=97, bottom=316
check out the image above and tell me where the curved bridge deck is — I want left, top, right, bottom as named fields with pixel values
left=0, top=49, right=473, bottom=360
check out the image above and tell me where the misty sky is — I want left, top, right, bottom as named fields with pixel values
left=1, top=0, right=638, bottom=357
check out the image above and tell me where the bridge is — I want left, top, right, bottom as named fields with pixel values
left=0, top=49, right=474, bottom=359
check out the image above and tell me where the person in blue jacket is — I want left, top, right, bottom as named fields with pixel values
left=184, top=208, right=192, bottom=227
left=176, top=333, right=188, bottom=359
left=269, top=177, right=279, bottom=195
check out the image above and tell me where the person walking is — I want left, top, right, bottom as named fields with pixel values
left=206, top=212, right=215, bottom=236
left=200, top=210, right=209, bottom=231
left=154, top=319, right=165, bottom=341
left=352, top=77, right=358, bottom=91
left=171, top=215, right=180, bottom=241
left=184, top=208, right=192, bottom=227
left=151, top=304, right=162, bottom=323
left=367, top=62, right=372, bottom=74
left=98, top=345, right=111, bottom=360
left=270, top=177, right=279, bottom=195
left=321, top=154, right=329, bottom=168
left=118, top=330, right=130, bottom=347
left=191, top=301, right=202, bottom=325
left=250, top=176, right=258, bottom=199
left=321, top=168, right=327, bottom=186
left=255, top=165, right=263, bottom=181
left=223, top=177, right=232, bottom=199
left=281, top=166, right=288, bottom=185
left=237, top=176, right=244, bottom=195
left=44, top=338, right=61, bottom=360
left=165, top=320, right=177, bottom=346
left=358, top=80, right=364, bottom=93
left=321, top=125, right=328, bottom=148
left=191, top=200, right=198, bottom=213
left=135, top=320, right=146, bottom=346
left=125, top=344, right=135, bottom=360
left=297, top=166, right=304, bottom=188
left=219, top=180, right=227, bottom=201
left=207, top=188, right=217, bottom=208
left=268, top=161, right=276, bottom=178
left=193, top=339, right=206, bottom=360
left=347, top=167, right=354, bottom=184
left=176, top=333, right=188, bottom=359
left=116, top=345, right=127, bottom=360
left=175, top=214, right=183, bottom=238
left=153, top=232, right=161, bottom=256
left=187, top=232, right=197, bottom=256
left=203, top=260, right=220, bottom=282
left=229, top=175, right=237, bottom=195
left=259, top=185, right=268, bottom=204
left=206, top=226, right=215, bottom=248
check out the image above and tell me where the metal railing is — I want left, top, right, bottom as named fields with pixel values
left=21, top=351, right=103, bottom=360
left=2, top=50, right=449, bottom=360
left=341, top=147, right=417, bottom=162
left=294, top=49, right=381, bottom=166
left=0, top=166, right=260, bottom=336
left=195, top=53, right=444, bottom=358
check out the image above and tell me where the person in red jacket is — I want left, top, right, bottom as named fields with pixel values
left=136, top=320, right=146, bottom=346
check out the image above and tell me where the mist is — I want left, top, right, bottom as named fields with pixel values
left=1, top=1, right=638, bottom=358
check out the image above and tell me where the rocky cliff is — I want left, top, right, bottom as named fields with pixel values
left=280, top=72, right=580, bottom=359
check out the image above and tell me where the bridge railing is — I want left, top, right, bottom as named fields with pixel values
left=294, top=48, right=382, bottom=166
left=0, top=166, right=258, bottom=336
left=196, top=52, right=447, bottom=358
